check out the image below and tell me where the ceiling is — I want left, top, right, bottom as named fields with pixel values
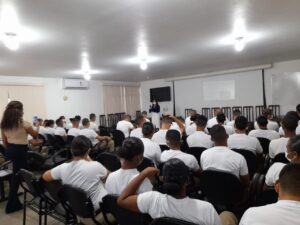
left=1, top=0, right=300, bottom=81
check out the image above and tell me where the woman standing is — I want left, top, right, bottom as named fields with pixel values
left=149, top=100, right=160, bottom=129
left=1, top=101, right=39, bottom=213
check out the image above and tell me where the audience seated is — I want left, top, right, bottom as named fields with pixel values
left=227, top=109, right=241, bottom=127
left=240, top=163, right=300, bottom=225
left=44, top=120, right=55, bottom=136
left=266, top=134, right=300, bottom=187
left=42, top=135, right=109, bottom=210
left=54, top=118, right=67, bottom=141
left=67, top=117, right=81, bottom=137
left=116, top=115, right=134, bottom=138
left=228, top=116, right=263, bottom=155
left=254, top=108, right=279, bottom=131
left=200, top=125, right=250, bottom=187
left=140, top=122, right=161, bottom=166
left=216, top=113, right=235, bottom=135
left=248, top=116, right=280, bottom=140
left=117, top=158, right=237, bottom=225
left=105, top=137, right=152, bottom=195
left=269, top=115, right=298, bottom=159
left=161, top=130, right=200, bottom=173
left=186, top=114, right=213, bottom=148
left=89, top=113, right=99, bottom=132
left=142, top=111, right=150, bottom=122
left=130, top=115, right=146, bottom=139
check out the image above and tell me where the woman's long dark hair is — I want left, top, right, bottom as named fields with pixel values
left=0, top=101, right=24, bottom=130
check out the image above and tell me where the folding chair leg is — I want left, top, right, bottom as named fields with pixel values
left=23, top=192, right=27, bottom=225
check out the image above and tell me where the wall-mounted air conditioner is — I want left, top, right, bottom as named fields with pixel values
left=62, top=79, right=89, bottom=89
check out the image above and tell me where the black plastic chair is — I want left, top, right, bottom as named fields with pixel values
left=46, top=134, right=59, bottom=150
left=37, top=134, right=47, bottom=145
left=101, top=194, right=151, bottom=225
left=111, top=130, right=125, bottom=147
left=257, top=187, right=278, bottom=206
left=249, top=173, right=265, bottom=206
left=0, top=160, right=12, bottom=202
left=96, top=152, right=121, bottom=172
left=257, top=137, right=271, bottom=155
left=180, top=136, right=189, bottom=153
left=159, top=145, right=170, bottom=152
left=186, top=147, right=207, bottom=165
left=54, top=135, right=66, bottom=149
left=137, top=157, right=155, bottom=172
left=150, top=217, right=198, bottom=225
left=66, top=135, right=74, bottom=148
left=273, top=153, right=289, bottom=164
left=232, top=149, right=257, bottom=179
left=99, top=127, right=110, bottom=137
left=58, top=184, right=100, bottom=225
left=199, top=170, right=244, bottom=210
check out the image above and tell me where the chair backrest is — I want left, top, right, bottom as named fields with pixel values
left=18, top=169, right=43, bottom=196
left=257, top=137, right=271, bottom=154
left=159, top=145, right=170, bottom=152
left=273, top=153, right=289, bottom=164
left=97, top=152, right=121, bottom=172
left=101, top=195, right=150, bottom=225
left=199, top=170, right=244, bottom=205
left=43, top=180, right=63, bottom=203
left=54, top=135, right=66, bottom=148
left=38, top=134, right=47, bottom=144
left=58, top=184, right=95, bottom=218
left=232, top=149, right=257, bottom=178
left=258, top=187, right=278, bottom=206
left=99, top=127, right=110, bottom=136
left=46, top=134, right=58, bottom=148
left=186, top=147, right=207, bottom=165
left=151, top=217, right=198, bottom=225
left=26, top=151, right=46, bottom=171
left=111, top=130, right=125, bottom=147
left=137, top=157, right=155, bottom=172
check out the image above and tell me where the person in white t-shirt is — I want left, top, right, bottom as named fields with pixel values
left=44, top=120, right=56, bottom=136
left=228, top=116, right=263, bottom=155
left=207, top=108, right=230, bottom=128
left=142, top=111, right=150, bottom=122
left=269, top=115, right=298, bottom=159
left=117, top=158, right=237, bottom=225
left=240, top=163, right=300, bottom=225
left=89, top=113, right=99, bottom=132
left=105, top=137, right=152, bottom=195
left=54, top=118, right=67, bottom=141
left=67, top=118, right=81, bottom=137
left=227, top=109, right=241, bottom=127
left=130, top=116, right=146, bottom=139
left=161, top=129, right=200, bottom=173
left=42, top=135, right=109, bottom=210
left=187, top=114, right=213, bottom=148
left=185, top=110, right=196, bottom=128
left=141, top=122, right=161, bottom=166
left=254, top=108, right=279, bottom=131
left=217, top=113, right=234, bottom=135
left=201, top=125, right=250, bottom=187
left=116, top=115, right=134, bottom=138
left=249, top=116, right=280, bottom=141
left=278, top=111, right=300, bottom=136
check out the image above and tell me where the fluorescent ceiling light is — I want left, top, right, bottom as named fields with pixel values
left=83, top=72, right=91, bottom=80
left=140, top=62, right=148, bottom=71
left=234, top=37, right=245, bottom=52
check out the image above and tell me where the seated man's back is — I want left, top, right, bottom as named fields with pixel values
left=116, top=116, right=134, bottom=138
left=228, top=133, right=263, bottom=155
left=248, top=129, right=280, bottom=140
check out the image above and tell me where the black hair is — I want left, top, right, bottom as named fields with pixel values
left=285, top=111, right=299, bottom=120
left=71, top=135, right=92, bottom=157
left=232, top=109, right=241, bottom=117
left=89, top=113, right=96, bottom=120
left=59, top=116, right=65, bottom=120
left=56, top=118, right=63, bottom=127
left=296, top=104, right=300, bottom=114
left=75, top=115, right=81, bottom=121
left=195, top=114, right=208, bottom=127
left=216, top=113, right=226, bottom=124
left=262, top=108, right=273, bottom=117
left=257, top=115, right=268, bottom=127
left=117, top=137, right=144, bottom=160
left=279, top=163, right=300, bottom=196
left=210, top=124, right=227, bottom=142
left=0, top=101, right=23, bottom=130
left=282, top=115, right=298, bottom=132
left=142, top=122, right=154, bottom=136
left=166, top=129, right=181, bottom=146
left=235, top=116, right=248, bottom=130
left=82, top=118, right=90, bottom=126
left=288, top=135, right=300, bottom=154
left=136, top=115, right=145, bottom=127
left=162, top=158, right=189, bottom=196
left=45, top=120, right=54, bottom=127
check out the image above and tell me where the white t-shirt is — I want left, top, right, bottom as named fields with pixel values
left=265, top=162, right=287, bottom=186
left=248, top=129, right=280, bottom=141
left=38, top=126, right=48, bottom=138
left=187, top=131, right=213, bottom=149
left=223, top=125, right=235, bottom=135
left=51, top=160, right=108, bottom=210
left=66, top=122, right=73, bottom=130
left=161, top=149, right=200, bottom=172
left=137, top=191, right=221, bottom=225
left=44, top=127, right=56, bottom=136
left=141, top=138, right=161, bottom=166
left=152, top=129, right=168, bottom=145
left=240, top=200, right=300, bottom=225
left=89, top=121, right=99, bottom=132
left=67, top=128, right=81, bottom=137
left=186, top=123, right=196, bottom=136
left=105, top=168, right=152, bottom=196
left=227, top=120, right=235, bottom=127
left=207, top=117, right=218, bottom=128
left=255, top=120, right=279, bottom=131
left=200, top=146, right=248, bottom=178
left=54, top=127, right=66, bottom=136
left=130, top=128, right=143, bottom=139
left=170, top=122, right=181, bottom=132
left=185, top=116, right=192, bottom=128
left=79, top=128, right=98, bottom=146
left=269, top=137, right=289, bottom=159
left=228, top=133, right=263, bottom=155
left=116, top=120, right=134, bottom=138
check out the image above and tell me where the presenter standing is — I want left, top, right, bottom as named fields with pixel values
left=149, top=100, right=160, bottom=129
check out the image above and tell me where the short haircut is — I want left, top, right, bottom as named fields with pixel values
left=45, top=120, right=54, bottom=127
left=162, top=158, right=189, bottom=196
left=262, top=108, right=273, bottom=117
left=82, top=118, right=90, bottom=126
left=279, top=163, right=300, bottom=196
left=75, top=115, right=81, bottom=121
left=235, top=116, right=248, bottom=130
left=118, top=137, right=144, bottom=160
left=161, top=116, right=173, bottom=125
left=56, top=118, right=63, bottom=126
left=166, top=129, right=181, bottom=146
left=142, top=122, right=154, bottom=136
left=296, top=104, right=300, bottom=114
left=285, top=111, right=299, bottom=120
left=71, top=135, right=91, bottom=157
left=233, top=109, right=241, bottom=117
left=135, top=115, right=145, bottom=127
left=89, top=113, right=96, bottom=120
left=282, top=115, right=298, bottom=132
left=195, top=115, right=208, bottom=127
left=216, top=113, right=226, bottom=124
left=257, top=115, right=268, bottom=127
left=210, top=125, right=227, bottom=142
left=288, top=135, right=300, bottom=154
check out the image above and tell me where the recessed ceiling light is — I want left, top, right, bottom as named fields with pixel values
left=234, top=37, right=245, bottom=52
